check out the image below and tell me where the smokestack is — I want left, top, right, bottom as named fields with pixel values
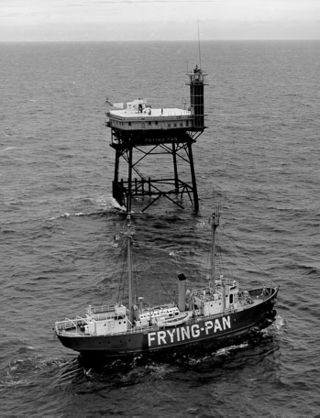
left=138, top=297, right=144, bottom=313
left=178, top=273, right=186, bottom=312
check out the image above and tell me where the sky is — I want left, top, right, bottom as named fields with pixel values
left=0, top=0, right=320, bottom=42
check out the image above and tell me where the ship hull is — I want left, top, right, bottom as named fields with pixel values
left=57, top=287, right=278, bottom=361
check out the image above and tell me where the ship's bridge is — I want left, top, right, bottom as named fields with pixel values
left=106, top=99, right=192, bottom=132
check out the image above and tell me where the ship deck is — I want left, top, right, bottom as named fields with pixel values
left=55, top=287, right=275, bottom=339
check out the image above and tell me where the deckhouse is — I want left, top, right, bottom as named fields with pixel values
left=107, top=99, right=193, bottom=137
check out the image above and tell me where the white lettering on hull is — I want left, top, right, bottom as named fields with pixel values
left=147, top=316, right=232, bottom=348
left=166, top=328, right=175, bottom=343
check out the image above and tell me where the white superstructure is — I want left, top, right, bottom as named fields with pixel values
left=107, top=99, right=192, bottom=132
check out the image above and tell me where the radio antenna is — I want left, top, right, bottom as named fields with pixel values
left=197, top=19, right=202, bottom=68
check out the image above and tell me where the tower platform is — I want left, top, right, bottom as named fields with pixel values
left=107, top=99, right=193, bottom=138
left=106, top=67, right=207, bottom=213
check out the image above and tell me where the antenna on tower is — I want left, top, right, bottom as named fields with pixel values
left=197, top=19, right=202, bottom=68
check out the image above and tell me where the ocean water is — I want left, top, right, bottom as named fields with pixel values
left=0, top=41, right=319, bottom=417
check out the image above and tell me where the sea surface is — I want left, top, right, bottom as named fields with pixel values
left=0, top=41, right=319, bottom=417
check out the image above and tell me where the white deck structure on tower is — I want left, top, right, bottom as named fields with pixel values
left=107, top=99, right=192, bottom=133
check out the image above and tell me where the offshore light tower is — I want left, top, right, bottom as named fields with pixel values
left=106, top=66, right=207, bottom=213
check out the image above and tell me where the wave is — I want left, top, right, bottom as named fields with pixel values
left=285, top=263, right=319, bottom=276
left=0, top=146, right=19, bottom=154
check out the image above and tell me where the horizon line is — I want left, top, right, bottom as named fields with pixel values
left=1, top=39, right=320, bottom=43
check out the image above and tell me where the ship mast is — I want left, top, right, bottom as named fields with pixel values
left=127, top=214, right=133, bottom=322
left=126, top=160, right=134, bottom=322
left=210, top=212, right=219, bottom=292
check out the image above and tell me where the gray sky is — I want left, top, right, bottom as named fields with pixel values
left=1, top=0, right=320, bottom=41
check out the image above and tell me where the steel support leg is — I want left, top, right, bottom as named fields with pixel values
left=172, top=143, right=179, bottom=194
left=127, top=147, right=133, bottom=214
left=187, top=142, right=199, bottom=214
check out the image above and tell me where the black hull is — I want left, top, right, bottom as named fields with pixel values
left=57, top=287, right=278, bottom=362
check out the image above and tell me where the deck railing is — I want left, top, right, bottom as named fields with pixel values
left=86, top=304, right=116, bottom=314
left=55, top=316, right=87, bottom=334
